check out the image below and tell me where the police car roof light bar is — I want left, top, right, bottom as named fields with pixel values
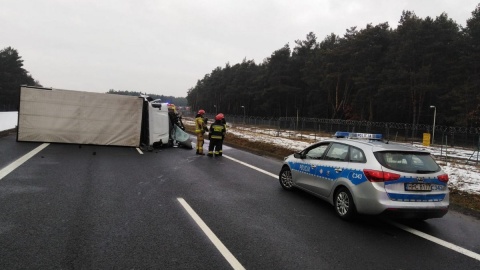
left=334, top=131, right=350, bottom=138
left=334, top=131, right=383, bottom=140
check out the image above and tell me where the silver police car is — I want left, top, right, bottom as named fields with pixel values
left=279, top=132, right=449, bottom=220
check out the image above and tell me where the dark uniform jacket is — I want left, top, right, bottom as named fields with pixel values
left=209, top=120, right=226, bottom=140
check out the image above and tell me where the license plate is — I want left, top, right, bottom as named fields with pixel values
left=405, top=183, right=431, bottom=191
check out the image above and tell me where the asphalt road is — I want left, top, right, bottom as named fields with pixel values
left=1, top=134, right=480, bottom=269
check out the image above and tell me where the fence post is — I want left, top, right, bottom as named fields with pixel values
left=276, top=118, right=280, bottom=137
left=445, top=135, right=448, bottom=163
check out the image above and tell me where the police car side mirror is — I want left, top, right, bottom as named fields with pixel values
left=294, top=153, right=304, bottom=159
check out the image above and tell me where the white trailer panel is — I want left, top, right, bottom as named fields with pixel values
left=17, top=86, right=143, bottom=147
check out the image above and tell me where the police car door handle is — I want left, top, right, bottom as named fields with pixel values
left=335, top=168, right=343, bottom=172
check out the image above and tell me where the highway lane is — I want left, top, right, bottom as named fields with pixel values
left=0, top=134, right=41, bottom=170
left=0, top=134, right=479, bottom=269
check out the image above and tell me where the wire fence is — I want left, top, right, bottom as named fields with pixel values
left=183, top=112, right=480, bottom=160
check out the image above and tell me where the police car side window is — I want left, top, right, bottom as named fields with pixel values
left=305, top=143, right=329, bottom=159
left=325, top=143, right=349, bottom=161
left=349, top=146, right=366, bottom=163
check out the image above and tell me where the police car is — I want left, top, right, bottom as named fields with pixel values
left=279, top=132, right=449, bottom=220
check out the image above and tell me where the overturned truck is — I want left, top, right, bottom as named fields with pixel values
left=17, top=86, right=192, bottom=150
left=139, top=95, right=192, bottom=150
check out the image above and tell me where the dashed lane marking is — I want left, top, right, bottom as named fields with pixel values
left=223, top=154, right=277, bottom=178
left=0, top=143, right=50, bottom=180
left=177, top=198, right=246, bottom=270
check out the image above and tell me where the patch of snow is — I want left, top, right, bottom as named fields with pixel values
left=0, top=111, right=17, bottom=131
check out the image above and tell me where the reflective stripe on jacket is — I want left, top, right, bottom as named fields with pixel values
left=209, top=121, right=226, bottom=139
left=195, top=116, right=205, bottom=133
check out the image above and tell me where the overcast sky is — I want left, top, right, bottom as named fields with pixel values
left=2, top=1, right=478, bottom=98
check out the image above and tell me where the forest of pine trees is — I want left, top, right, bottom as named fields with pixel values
left=0, top=47, right=40, bottom=111
left=187, top=7, right=480, bottom=128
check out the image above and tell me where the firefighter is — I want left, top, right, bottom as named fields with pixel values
left=168, top=103, right=185, bottom=131
left=208, top=113, right=226, bottom=157
left=195, top=109, right=208, bottom=155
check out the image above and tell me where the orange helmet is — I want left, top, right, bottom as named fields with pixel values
left=198, top=109, right=205, bottom=115
left=215, top=113, right=225, bottom=121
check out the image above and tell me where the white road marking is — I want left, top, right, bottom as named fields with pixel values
left=136, top=148, right=143, bottom=154
left=388, top=220, right=480, bottom=262
left=0, top=143, right=50, bottom=180
left=223, top=155, right=277, bottom=178
left=223, top=153, right=480, bottom=262
left=177, top=198, right=245, bottom=270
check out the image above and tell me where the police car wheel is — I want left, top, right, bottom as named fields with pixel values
left=279, top=167, right=294, bottom=190
left=334, top=187, right=356, bottom=220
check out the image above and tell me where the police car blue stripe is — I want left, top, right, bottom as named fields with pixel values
left=288, top=160, right=448, bottom=190
left=385, top=177, right=446, bottom=186
left=387, top=193, right=446, bottom=202
left=287, top=161, right=368, bottom=185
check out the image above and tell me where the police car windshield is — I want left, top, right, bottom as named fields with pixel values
left=373, top=151, right=441, bottom=174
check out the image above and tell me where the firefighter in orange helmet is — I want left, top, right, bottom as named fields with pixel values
left=207, top=113, right=226, bottom=157
left=195, top=109, right=208, bottom=155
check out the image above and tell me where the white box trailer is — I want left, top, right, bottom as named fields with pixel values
left=17, top=86, right=192, bottom=149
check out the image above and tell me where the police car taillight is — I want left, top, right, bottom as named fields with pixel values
left=363, top=169, right=400, bottom=182
left=437, top=174, right=449, bottom=183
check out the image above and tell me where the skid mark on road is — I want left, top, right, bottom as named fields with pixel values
left=0, top=143, right=50, bottom=180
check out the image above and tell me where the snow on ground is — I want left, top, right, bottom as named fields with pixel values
left=2, top=112, right=479, bottom=195
left=0, top=111, right=17, bottom=131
